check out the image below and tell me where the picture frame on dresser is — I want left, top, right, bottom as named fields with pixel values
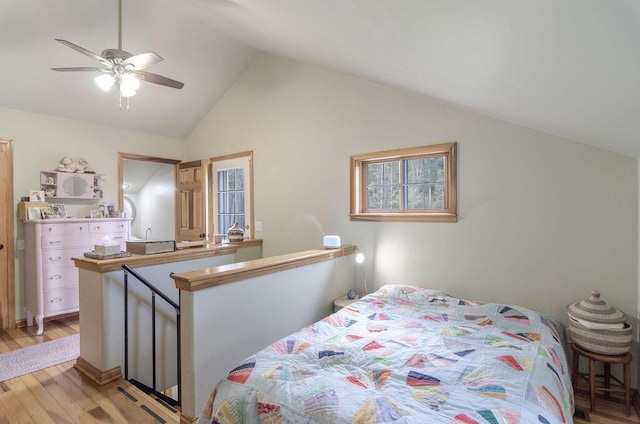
left=102, top=202, right=116, bottom=217
left=26, top=207, right=42, bottom=220
left=51, top=204, right=67, bottom=218
left=40, top=206, right=57, bottom=219
left=29, top=190, right=45, bottom=202
left=91, top=209, right=104, bottom=218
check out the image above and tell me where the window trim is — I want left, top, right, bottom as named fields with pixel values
left=350, top=142, right=457, bottom=222
left=208, top=151, right=254, bottom=238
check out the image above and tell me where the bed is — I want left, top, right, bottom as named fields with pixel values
left=197, top=285, right=573, bottom=423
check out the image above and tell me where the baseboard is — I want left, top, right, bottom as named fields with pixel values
left=14, top=312, right=79, bottom=328
left=180, top=413, right=198, bottom=424
left=74, top=356, right=121, bottom=386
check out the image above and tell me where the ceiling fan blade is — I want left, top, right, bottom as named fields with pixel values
left=134, top=71, right=184, bottom=89
left=51, top=67, right=105, bottom=72
left=55, top=39, right=109, bottom=65
left=123, top=52, right=163, bottom=70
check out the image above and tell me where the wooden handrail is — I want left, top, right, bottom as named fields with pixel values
left=171, top=245, right=356, bottom=292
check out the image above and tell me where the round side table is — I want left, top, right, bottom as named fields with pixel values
left=571, top=342, right=632, bottom=416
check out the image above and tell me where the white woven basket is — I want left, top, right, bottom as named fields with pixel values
left=568, top=314, right=632, bottom=355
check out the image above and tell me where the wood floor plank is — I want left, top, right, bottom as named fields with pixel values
left=0, top=382, right=38, bottom=424
left=31, top=366, right=101, bottom=424
left=57, top=362, right=157, bottom=424
left=19, top=372, right=75, bottom=424
left=3, top=376, right=58, bottom=424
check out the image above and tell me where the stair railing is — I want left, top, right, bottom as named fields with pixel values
left=122, top=264, right=181, bottom=408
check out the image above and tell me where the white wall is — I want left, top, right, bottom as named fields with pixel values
left=187, top=54, right=638, bottom=329
left=0, top=106, right=185, bottom=321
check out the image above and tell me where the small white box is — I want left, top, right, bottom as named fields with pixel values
left=323, top=235, right=341, bottom=248
left=94, top=244, right=120, bottom=255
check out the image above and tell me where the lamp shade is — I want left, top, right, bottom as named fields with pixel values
left=95, top=74, right=114, bottom=91
left=120, top=74, right=140, bottom=97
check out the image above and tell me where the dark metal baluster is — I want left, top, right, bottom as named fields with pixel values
left=177, top=306, right=181, bottom=407
left=124, top=270, right=129, bottom=380
left=151, top=291, right=157, bottom=396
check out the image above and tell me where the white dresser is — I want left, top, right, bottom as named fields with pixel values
left=24, top=218, right=130, bottom=335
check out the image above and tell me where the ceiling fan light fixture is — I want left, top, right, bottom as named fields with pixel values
left=120, top=87, right=137, bottom=98
left=121, top=73, right=140, bottom=91
left=95, top=74, right=115, bottom=91
left=119, top=73, right=139, bottom=97
left=52, top=0, right=184, bottom=110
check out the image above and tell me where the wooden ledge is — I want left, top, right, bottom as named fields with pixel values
left=72, top=245, right=238, bottom=273
left=223, top=238, right=263, bottom=248
left=172, top=245, right=356, bottom=292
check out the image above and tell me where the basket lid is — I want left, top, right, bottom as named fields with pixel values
left=567, top=291, right=626, bottom=324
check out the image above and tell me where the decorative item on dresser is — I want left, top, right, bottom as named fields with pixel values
left=24, top=218, right=130, bottom=335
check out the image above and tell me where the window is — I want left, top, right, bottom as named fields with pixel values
left=209, top=151, right=254, bottom=237
left=350, top=142, right=457, bottom=222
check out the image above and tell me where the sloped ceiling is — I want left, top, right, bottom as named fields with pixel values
left=2, top=0, right=640, bottom=157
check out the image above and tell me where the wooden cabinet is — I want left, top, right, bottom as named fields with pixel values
left=24, top=218, right=130, bottom=335
left=41, top=171, right=103, bottom=201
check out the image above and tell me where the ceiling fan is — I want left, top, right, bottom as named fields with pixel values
left=51, top=0, right=184, bottom=109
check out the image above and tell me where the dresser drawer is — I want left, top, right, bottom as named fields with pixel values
left=43, top=288, right=79, bottom=315
left=90, top=221, right=128, bottom=233
left=42, top=247, right=91, bottom=267
left=43, top=267, right=78, bottom=290
left=42, top=234, right=91, bottom=250
left=41, top=222, right=89, bottom=235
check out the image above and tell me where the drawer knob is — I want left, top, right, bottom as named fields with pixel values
left=48, top=257, right=62, bottom=263
left=49, top=275, right=62, bottom=280
left=49, top=241, right=61, bottom=245
left=50, top=298, right=63, bottom=303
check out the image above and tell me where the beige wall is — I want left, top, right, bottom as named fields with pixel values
left=187, top=54, right=638, bottom=328
left=1, top=53, right=638, bottom=347
left=0, top=106, right=185, bottom=321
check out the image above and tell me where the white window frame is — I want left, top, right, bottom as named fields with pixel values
left=209, top=151, right=254, bottom=238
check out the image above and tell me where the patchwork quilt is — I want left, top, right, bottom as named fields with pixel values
left=198, top=285, right=573, bottom=423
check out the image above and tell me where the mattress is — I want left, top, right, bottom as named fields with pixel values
left=198, top=284, right=573, bottom=423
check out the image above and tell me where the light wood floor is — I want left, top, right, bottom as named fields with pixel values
left=0, top=316, right=639, bottom=423
left=0, top=316, right=179, bottom=423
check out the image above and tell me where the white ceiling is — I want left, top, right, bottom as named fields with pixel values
left=2, top=0, right=640, bottom=157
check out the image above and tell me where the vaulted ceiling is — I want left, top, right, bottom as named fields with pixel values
left=2, top=1, right=639, bottom=157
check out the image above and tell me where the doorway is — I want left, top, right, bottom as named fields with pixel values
left=0, top=138, right=15, bottom=329
left=118, top=153, right=180, bottom=241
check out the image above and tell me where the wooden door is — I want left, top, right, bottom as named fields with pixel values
left=0, top=138, right=15, bottom=329
left=178, top=160, right=207, bottom=242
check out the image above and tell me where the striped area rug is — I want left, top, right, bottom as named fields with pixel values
left=0, top=334, right=79, bottom=382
